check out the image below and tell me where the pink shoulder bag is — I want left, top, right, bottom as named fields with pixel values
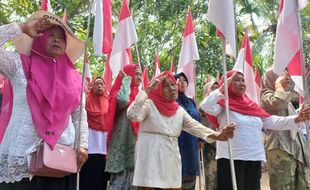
left=29, top=142, right=78, bottom=177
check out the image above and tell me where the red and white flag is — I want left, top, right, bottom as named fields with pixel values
left=109, top=0, right=138, bottom=78
left=255, top=68, right=261, bottom=102
left=233, top=32, right=259, bottom=103
left=103, top=54, right=113, bottom=91
left=142, top=67, right=149, bottom=90
left=93, top=0, right=113, bottom=56
left=177, top=7, right=199, bottom=98
left=153, top=51, right=161, bottom=77
left=40, top=0, right=52, bottom=12
left=273, top=0, right=303, bottom=95
left=208, top=0, right=236, bottom=58
left=63, top=9, right=68, bottom=23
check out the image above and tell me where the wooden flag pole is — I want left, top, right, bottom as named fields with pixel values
left=77, top=0, right=94, bottom=189
left=296, top=0, right=310, bottom=141
left=296, top=1, right=310, bottom=106
left=221, top=37, right=238, bottom=190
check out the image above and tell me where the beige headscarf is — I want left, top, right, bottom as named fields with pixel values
left=203, top=80, right=219, bottom=98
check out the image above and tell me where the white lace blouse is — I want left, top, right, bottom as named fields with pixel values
left=0, top=23, right=88, bottom=183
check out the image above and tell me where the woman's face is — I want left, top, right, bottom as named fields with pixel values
left=230, top=72, right=246, bottom=96
left=93, top=78, right=105, bottom=95
left=133, top=67, right=142, bottom=86
left=279, top=69, right=291, bottom=90
left=45, top=27, right=66, bottom=58
left=162, top=78, right=178, bottom=102
left=177, top=76, right=188, bottom=93
left=211, top=83, right=219, bottom=91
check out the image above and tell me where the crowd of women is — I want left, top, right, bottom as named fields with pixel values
left=1, top=10, right=310, bottom=190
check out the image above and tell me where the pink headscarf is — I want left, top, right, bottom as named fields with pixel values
left=0, top=27, right=81, bottom=148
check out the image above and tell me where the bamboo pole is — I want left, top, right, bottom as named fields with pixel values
left=221, top=37, right=237, bottom=190
left=76, top=0, right=94, bottom=189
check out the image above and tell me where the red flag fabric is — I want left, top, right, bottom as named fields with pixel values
left=177, top=7, right=199, bottom=98
left=40, top=0, right=52, bottom=12
left=63, top=9, right=68, bottom=23
left=273, top=0, right=303, bottom=95
left=103, top=54, right=112, bottom=92
left=142, top=67, right=149, bottom=90
left=255, top=68, right=261, bottom=88
left=109, top=0, right=138, bottom=78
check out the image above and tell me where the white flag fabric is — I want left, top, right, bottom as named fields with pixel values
left=177, top=8, right=199, bottom=98
left=109, top=0, right=138, bottom=78
left=273, top=0, right=303, bottom=96
left=233, top=32, right=259, bottom=103
left=208, top=0, right=236, bottom=58
left=93, top=0, right=112, bottom=56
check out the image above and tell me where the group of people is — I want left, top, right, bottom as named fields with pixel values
left=1, top=10, right=310, bottom=190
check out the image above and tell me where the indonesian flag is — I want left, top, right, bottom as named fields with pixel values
left=0, top=79, right=13, bottom=144
left=142, top=67, right=149, bottom=89
left=273, top=0, right=303, bottom=95
left=233, top=32, right=259, bottom=103
left=177, top=7, right=199, bottom=98
left=93, top=0, right=113, bottom=55
left=255, top=68, right=261, bottom=102
left=40, top=0, right=52, bottom=12
left=153, top=51, right=161, bottom=77
left=109, top=0, right=138, bottom=78
left=63, top=9, right=68, bottom=23
left=208, top=0, right=236, bottom=58
left=103, top=54, right=112, bottom=91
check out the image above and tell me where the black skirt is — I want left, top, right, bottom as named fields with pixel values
left=0, top=174, right=76, bottom=190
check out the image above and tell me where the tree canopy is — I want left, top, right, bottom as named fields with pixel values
left=1, top=0, right=309, bottom=99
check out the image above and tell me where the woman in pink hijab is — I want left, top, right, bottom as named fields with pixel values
left=0, top=11, right=88, bottom=190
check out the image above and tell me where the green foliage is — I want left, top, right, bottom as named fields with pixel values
left=1, top=0, right=309, bottom=99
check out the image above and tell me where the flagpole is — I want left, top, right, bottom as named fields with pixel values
left=296, top=1, right=309, bottom=105
left=296, top=1, right=310, bottom=140
left=77, top=0, right=94, bottom=189
left=221, top=37, right=238, bottom=190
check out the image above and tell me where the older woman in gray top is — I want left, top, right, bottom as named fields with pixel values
left=261, top=68, right=310, bottom=190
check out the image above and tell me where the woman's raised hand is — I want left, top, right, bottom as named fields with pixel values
left=295, top=105, right=310, bottom=123
left=145, top=75, right=166, bottom=94
left=19, top=18, right=52, bottom=38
